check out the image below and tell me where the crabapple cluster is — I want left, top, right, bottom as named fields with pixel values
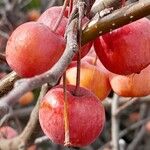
left=5, top=4, right=150, bottom=148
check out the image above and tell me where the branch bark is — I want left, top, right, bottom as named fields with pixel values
left=0, top=71, right=20, bottom=97
left=119, top=117, right=150, bottom=138
left=0, top=84, right=48, bottom=150
left=115, top=98, right=138, bottom=116
left=111, top=94, right=119, bottom=150
left=82, top=0, right=150, bottom=45
left=91, top=0, right=123, bottom=16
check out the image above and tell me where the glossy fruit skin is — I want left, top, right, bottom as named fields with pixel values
left=39, top=85, right=105, bottom=147
left=38, top=6, right=68, bottom=37
left=38, top=6, right=92, bottom=61
left=109, top=65, right=150, bottom=97
left=64, top=61, right=111, bottom=100
left=94, top=18, right=150, bottom=75
left=0, top=126, right=18, bottom=139
left=82, top=55, right=110, bottom=75
left=6, top=22, right=65, bottom=77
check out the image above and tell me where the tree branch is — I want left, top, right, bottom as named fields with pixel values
left=0, top=84, right=48, bottom=150
left=91, top=0, right=123, bottom=16
left=82, top=0, right=150, bottom=45
left=119, top=117, right=150, bottom=138
left=19, top=84, right=48, bottom=146
left=111, top=94, right=119, bottom=150
left=0, top=18, right=78, bottom=116
left=127, top=126, right=146, bottom=150
left=0, top=71, right=20, bottom=97
left=115, top=98, right=138, bottom=116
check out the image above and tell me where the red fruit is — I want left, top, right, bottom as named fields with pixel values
left=38, top=6, right=92, bottom=61
left=0, top=126, right=18, bottom=139
left=64, top=61, right=111, bottom=100
left=39, top=85, right=105, bottom=147
left=82, top=55, right=110, bottom=75
left=27, top=9, right=40, bottom=21
left=109, top=65, right=150, bottom=97
left=145, top=121, right=150, bottom=133
left=94, top=18, right=150, bottom=75
left=38, top=6, right=68, bottom=37
left=19, top=91, right=34, bottom=106
left=6, top=22, right=65, bottom=77
left=129, top=112, right=139, bottom=122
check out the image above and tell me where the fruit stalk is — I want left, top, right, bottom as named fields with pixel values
left=63, top=73, right=70, bottom=146
left=52, top=0, right=69, bottom=32
left=93, top=55, right=98, bottom=66
left=74, top=0, right=84, bottom=95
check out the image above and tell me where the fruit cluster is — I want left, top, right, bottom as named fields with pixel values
left=6, top=6, right=92, bottom=77
left=5, top=4, right=150, bottom=148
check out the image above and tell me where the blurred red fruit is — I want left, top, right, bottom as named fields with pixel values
left=129, top=112, right=140, bottom=122
left=19, top=91, right=34, bottom=106
left=0, top=126, right=18, bottom=139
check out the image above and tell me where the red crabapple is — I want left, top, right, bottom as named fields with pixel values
left=6, top=22, right=65, bottom=77
left=39, top=85, right=105, bottom=147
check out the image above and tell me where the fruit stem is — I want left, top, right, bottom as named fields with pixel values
left=93, top=55, right=98, bottom=66
left=74, top=48, right=81, bottom=96
left=69, top=0, right=73, bottom=15
left=63, top=73, right=70, bottom=146
left=74, top=1, right=85, bottom=96
left=52, top=0, right=69, bottom=32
